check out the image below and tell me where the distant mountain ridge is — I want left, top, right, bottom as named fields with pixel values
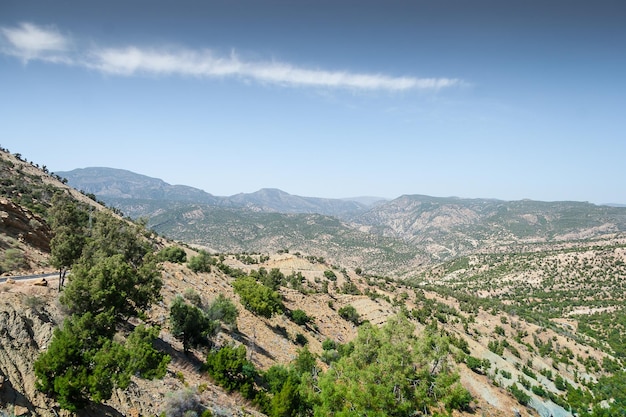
left=58, top=168, right=378, bottom=217
left=58, top=167, right=219, bottom=203
left=59, top=167, right=626, bottom=270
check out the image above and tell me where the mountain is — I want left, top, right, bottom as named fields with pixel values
left=58, top=167, right=219, bottom=203
left=3, top=148, right=626, bottom=416
left=148, top=204, right=425, bottom=275
left=223, top=188, right=368, bottom=217
left=58, top=168, right=371, bottom=217
left=352, top=194, right=626, bottom=260
left=59, top=167, right=626, bottom=270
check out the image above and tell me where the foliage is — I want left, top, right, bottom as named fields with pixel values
left=294, top=333, right=308, bottom=346
left=34, top=312, right=167, bottom=411
left=508, top=383, right=530, bottom=406
left=184, top=288, right=202, bottom=307
left=187, top=250, right=215, bottom=273
left=157, top=246, right=187, bottom=263
left=290, top=309, right=310, bottom=326
left=162, top=388, right=205, bottom=417
left=323, top=270, right=337, bottom=281
left=308, top=315, right=471, bottom=415
left=35, top=208, right=168, bottom=411
left=466, top=356, right=490, bottom=375
left=170, top=296, right=215, bottom=353
left=205, top=294, right=239, bottom=328
left=48, top=194, right=89, bottom=283
left=60, top=212, right=162, bottom=322
left=205, top=344, right=257, bottom=399
left=338, top=304, right=360, bottom=325
left=232, top=276, right=284, bottom=318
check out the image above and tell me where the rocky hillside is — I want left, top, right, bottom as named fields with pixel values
left=58, top=168, right=626, bottom=273
left=2, top=148, right=625, bottom=416
left=352, top=194, right=626, bottom=260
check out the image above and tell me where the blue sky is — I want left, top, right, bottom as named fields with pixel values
left=1, top=1, right=625, bottom=203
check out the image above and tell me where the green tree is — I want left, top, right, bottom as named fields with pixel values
left=338, top=304, right=360, bottom=325
left=34, top=312, right=167, bottom=411
left=310, top=315, right=470, bottom=416
left=232, top=276, right=284, bottom=318
left=290, top=309, right=310, bottom=326
left=59, top=212, right=162, bottom=322
left=35, top=210, right=168, bottom=411
left=205, top=344, right=257, bottom=398
left=48, top=194, right=89, bottom=289
left=61, top=253, right=161, bottom=322
left=187, top=250, right=215, bottom=273
left=205, top=294, right=239, bottom=328
left=170, top=295, right=214, bottom=353
left=157, top=246, right=187, bottom=263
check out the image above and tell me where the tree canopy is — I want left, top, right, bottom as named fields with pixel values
left=35, top=206, right=168, bottom=411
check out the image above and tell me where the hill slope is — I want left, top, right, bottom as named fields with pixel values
left=2, top=149, right=626, bottom=416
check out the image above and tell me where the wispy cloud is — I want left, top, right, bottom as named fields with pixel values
left=1, top=22, right=72, bottom=63
left=1, top=22, right=462, bottom=91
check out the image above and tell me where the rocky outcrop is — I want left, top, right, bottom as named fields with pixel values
left=0, top=199, right=51, bottom=253
left=0, top=292, right=57, bottom=416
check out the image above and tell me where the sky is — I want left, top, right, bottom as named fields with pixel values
left=1, top=1, right=625, bottom=204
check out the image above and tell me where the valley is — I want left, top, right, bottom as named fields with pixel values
left=1, top=147, right=625, bottom=416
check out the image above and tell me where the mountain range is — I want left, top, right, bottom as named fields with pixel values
left=59, top=167, right=626, bottom=274
left=3, top=150, right=626, bottom=416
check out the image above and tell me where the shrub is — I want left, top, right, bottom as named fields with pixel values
left=338, top=305, right=360, bottom=325
left=509, top=383, right=530, bottom=406
left=162, top=388, right=204, bottom=417
left=322, top=338, right=337, bottom=351
left=323, top=270, right=337, bottom=281
left=466, top=356, right=490, bottom=374
left=290, top=309, right=311, bottom=326
left=184, top=288, right=202, bottom=307
left=294, top=333, right=308, bottom=346
left=205, top=344, right=257, bottom=398
left=187, top=251, right=214, bottom=273
left=232, top=276, right=284, bottom=318
left=157, top=246, right=187, bottom=263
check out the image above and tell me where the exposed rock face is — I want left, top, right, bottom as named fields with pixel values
left=0, top=198, right=51, bottom=253
left=0, top=292, right=57, bottom=416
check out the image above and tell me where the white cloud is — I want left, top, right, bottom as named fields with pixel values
left=1, top=22, right=462, bottom=91
left=1, top=22, right=71, bottom=63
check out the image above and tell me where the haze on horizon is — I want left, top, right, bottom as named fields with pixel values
left=1, top=1, right=625, bottom=205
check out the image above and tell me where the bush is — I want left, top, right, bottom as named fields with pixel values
left=323, top=270, right=337, bottom=281
left=205, top=344, right=257, bottom=398
left=232, top=276, right=284, bottom=318
left=290, top=309, right=311, bottom=326
left=157, top=246, right=187, bottom=263
left=294, top=333, right=308, bottom=346
left=338, top=305, right=360, bottom=325
left=162, top=388, right=204, bottom=417
left=466, top=356, right=490, bottom=374
left=188, top=250, right=214, bottom=273
left=509, top=383, right=530, bottom=406
left=322, top=338, right=337, bottom=351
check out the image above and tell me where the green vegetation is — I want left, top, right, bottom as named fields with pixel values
left=187, top=250, right=215, bottom=273
left=170, top=295, right=214, bottom=353
left=205, top=344, right=258, bottom=400
left=508, top=383, right=530, bottom=406
left=232, top=276, right=284, bottom=318
left=338, top=304, right=361, bottom=325
left=170, top=293, right=239, bottom=353
left=157, top=246, right=187, bottom=263
left=289, top=309, right=311, bottom=326
left=309, top=315, right=471, bottom=415
left=34, top=203, right=168, bottom=411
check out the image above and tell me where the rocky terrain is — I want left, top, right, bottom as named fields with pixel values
left=1, top=147, right=625, bottom=416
